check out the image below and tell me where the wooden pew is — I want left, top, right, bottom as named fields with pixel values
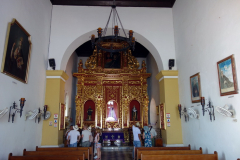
left=141, top=151, right=218, bottom=160
left=134, top=144, right=191, bottom=160
left=137, top=148, right=202, bottom=160
left=23, top=149, right=88, bottom=160
left=8, top=153, right=84, bottom=160
left=36, top=146, right=93, bottom=160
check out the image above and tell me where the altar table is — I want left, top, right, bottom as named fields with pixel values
left=102, top=132, right=125, bottom=142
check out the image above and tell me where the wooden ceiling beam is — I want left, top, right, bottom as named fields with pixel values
left=50, top=0, right=176, bottom=8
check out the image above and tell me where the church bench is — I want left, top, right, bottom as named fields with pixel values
left=134, top=144, right=191, bottom=160
left=8, top=153, right=84, bottom=160
left=23, top=149, right=88, bottom=160
left=141, top=151, right=218, bottom=160
left=137, top=148, right=202, bottom=160
left=36, top=146, right=93, bottom=160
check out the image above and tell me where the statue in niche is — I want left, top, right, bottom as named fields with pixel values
left=108, top=106, right=117, bottom=121
left=87, top=106, right=93, bottom=121
left=132, top=106, right=138, bottom=121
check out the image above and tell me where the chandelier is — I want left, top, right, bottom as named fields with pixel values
left=91, top=4, right=135, bottom=53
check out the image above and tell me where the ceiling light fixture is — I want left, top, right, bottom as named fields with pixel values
left=91, top=0, right=135, bottom=53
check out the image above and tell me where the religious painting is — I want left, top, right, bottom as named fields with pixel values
left=1, top=19, right=32, bottom=83
left=59, top=103, right=65, bottom=130
left=84, top=100, right=95, bottom=121
left=159, top=103, right=166, bottom=130
left=106, top=100, right=118, bottom=122
left=190, top=73, right=202, bottom=103
left=217, top=55, right=238, bottom=96
left=129, top=100, right=140, bottom=121
left=104, top=52, right=121, bottom=69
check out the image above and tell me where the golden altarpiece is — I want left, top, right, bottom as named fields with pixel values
left=73, top=45, right=151, bottom=131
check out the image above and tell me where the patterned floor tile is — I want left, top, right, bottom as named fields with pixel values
left=101, top=150, right=132, bottom=160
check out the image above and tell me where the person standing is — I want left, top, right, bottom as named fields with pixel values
left=64, top=125, right=73, bottom=147
left=94, top=129, right=101, bottom=160
left=149, top=124, right=157, bottom=147
left=82, top=125, right=92, bottom=147
left=68, top=125, right=80, bottom=147
left=132, top=118, right=143, bottom=159
left=143, top=126, right=152, bottom=147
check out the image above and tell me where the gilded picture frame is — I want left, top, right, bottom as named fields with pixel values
left=1, top=19, right=32, bottom=83
left=190, top=73, right=202, bottom=103
left=59, top=103, right=65, bottom=130
left=217, top=55, right=238, bottom=96
left=159, top=103, right=166, bottom=130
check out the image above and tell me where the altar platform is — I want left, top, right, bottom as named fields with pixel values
left=102, top=129, right=133, bottom=150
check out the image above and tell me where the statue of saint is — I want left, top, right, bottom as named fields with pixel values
left=87, top=106, right=93, bottom=121
left=108, top=107, right=117, bottom=121
left=132, top=106, right=138, bottom=121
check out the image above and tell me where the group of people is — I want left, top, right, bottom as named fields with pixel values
left=64, top=125, right=102, bottom=160
left=132, top=120, right=157, bottom=158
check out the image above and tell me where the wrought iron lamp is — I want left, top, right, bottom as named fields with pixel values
left=201, top=97, right=215, bottom=122
left=8, top=98, right=26, bottom=123
left=43, top=105, right=48, bottom=120
left=178, top=104, right=189, bottom=122
left=90, top=2, right=135, bottom=53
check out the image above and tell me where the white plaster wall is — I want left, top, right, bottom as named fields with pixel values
left=0, top=0, right=52, bottom=159
left=147, top=53, right=160, bottom=128
left=48, top=6, right=176, bottom=72
left=173, top=0, right=240, bottom=159
left=65, top=52, right=78, bottom=125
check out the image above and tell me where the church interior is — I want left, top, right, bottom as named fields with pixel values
left=0, top=0, right=240, bottom=160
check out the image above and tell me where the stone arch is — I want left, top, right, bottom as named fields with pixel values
left=60, top=29, right=164, bottom=72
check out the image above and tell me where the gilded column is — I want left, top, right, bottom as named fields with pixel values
left=75, top=76, right=84, bottom=127
left=96, top=76, right=103, bottom=127
left=141, top=76, right=149, bottom=126
left=122, top=76, right=129, bottom=128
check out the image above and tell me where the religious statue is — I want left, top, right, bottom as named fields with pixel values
left=108, top=107, right=117, bottom=121
left=132, top=105, right=138, bottom=121
left=87, top=106, right=93, bottom=121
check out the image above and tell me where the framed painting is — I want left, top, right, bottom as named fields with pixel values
left=1, top=19, right=32, bottom=83
left=217, top=55, right=238, bottom=96
left=103, top=52, right=122, bottom=69
left=159, top=103, right=166, bottom=130
left=59, top=103, right=65, bottom=130
left=190, top=73, right=202, bottom=103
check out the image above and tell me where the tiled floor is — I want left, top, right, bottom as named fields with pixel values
left=101, top=150, right=133, bottom=160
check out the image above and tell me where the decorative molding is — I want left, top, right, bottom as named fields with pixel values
left=46, top=76, right=66, bottom=82
left=159, top=76, right=178, bottom=82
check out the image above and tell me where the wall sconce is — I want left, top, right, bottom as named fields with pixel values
left=178, top=104, right=189, bottom=122
left=201, top=97, right=215, bottom=122
left=25, top=105, right=50, bottom=122
left=8, top=98, right=26, bottom=123
left=43, top=105, right=48, bottom=120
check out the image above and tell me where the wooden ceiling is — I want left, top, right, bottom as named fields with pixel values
left=50, top=0, right=176, bottom=8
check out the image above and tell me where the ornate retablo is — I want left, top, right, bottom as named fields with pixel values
left=73, top=48, right=150, bottom=129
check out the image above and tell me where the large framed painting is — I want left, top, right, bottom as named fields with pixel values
left=190, top=73, right=202, bottom=103
left=217, top=55, right=238, bottom=96
left=59, top=103, right=65, bottom=130
left=1, top=19, right=32, bottom=83
left=159, top=103, right=166, bottom=130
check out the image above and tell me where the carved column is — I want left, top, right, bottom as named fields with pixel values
left=122, top=76, right=129, bottom=128
left=75, top=76, right=84, bottom=127
left=141, top=76, right=149, bottom=126
left=96, top=76, right=103, bottom=127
